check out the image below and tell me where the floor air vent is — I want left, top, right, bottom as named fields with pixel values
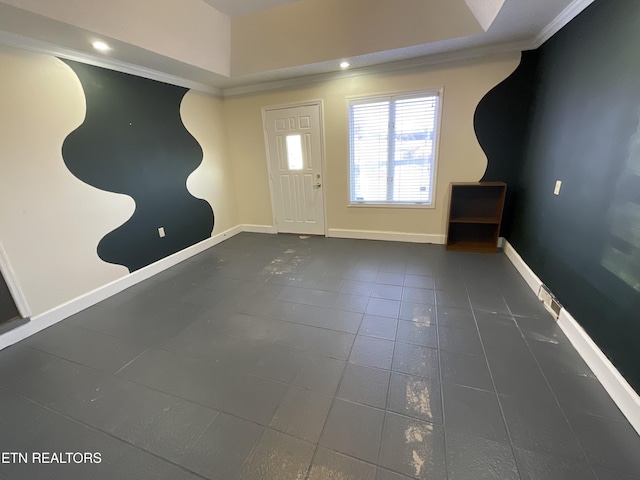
left=538, top=284, right=562, bottom=320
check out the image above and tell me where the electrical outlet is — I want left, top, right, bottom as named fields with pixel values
left=554, top=180, right=562, bottom=195
left=158, top=227, right=165, bottom=238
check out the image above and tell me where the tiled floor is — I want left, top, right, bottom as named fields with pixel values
left=1, top=233, right=639, bottom=480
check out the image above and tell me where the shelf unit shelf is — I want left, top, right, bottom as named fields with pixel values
left=446, top=182, right=506, bottom=253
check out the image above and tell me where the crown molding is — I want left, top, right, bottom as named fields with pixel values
left=533, top=0, right=595, bottom=48
left=0, top=29, right=223, bottom=96
left=222, top=39, right=533, bottom=97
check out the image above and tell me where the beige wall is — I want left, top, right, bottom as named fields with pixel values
left=225, top=53, right=521, bottom=238
left=0, top=0, right=231, bottom=75
left=232, top=0, right=481, bottom=76
left=0, top=46, right=235, bottom=317
left=182, top=91, right=239, bottom=235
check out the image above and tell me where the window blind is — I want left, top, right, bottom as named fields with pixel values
left=349, top=93, right=439, bottom=205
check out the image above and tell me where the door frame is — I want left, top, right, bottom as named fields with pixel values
left=262, top=100, right=328, bottom=236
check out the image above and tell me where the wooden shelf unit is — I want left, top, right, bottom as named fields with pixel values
left=446, top=182, right=507, bottom=253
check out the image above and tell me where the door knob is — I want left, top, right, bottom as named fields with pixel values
left=314, top=183, right=322, bottom=188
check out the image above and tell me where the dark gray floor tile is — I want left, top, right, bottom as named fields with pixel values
left=0, top=348, right=114, bottom=423
left=500, top=394, right=585, bottom=460
left=440, top=350, right=494, bottom=391
left=376, top=468, right=414, bottom=480
left=292, top=354, right=346, bottom=395
left=74, top=376, right=217, bottom=462
left=445, top=431, right=519, bottom=480
left=218, top=374, right=288, bottom=425
left=403, top=274, right=435, bottom=289
left=117, top=348, right=241, bottom=409
left=379, top=412, right=447, bottom=480
left=375, top=272, right=405, bottom=286
left=401, top=286, right=435, bottom=305
left=515, top=448, right=598, bottom=480
left=470, top=295, right=511, bottom=315
left=435, top=305, right=475, bottom=329
left=435, top=289, right=470, bottom=309
left=180, top=412, right=264, bottom=480
left=392, top=343, right=439, bottom=379
left=0, top=387, right=61, bottom=452
left=593, top=465, right=640, bottom=480
left=311, top=276, right=346, bottom=293
left=395, top=321, right=438, bottom=348
left=372, top=283, right=404, bottom=301
left=337, top=363, right=391, bottom=409
left=387, top=372, right=442, bottom=424
left=320, top=399, right=384, bottom=464
left=250, top=345, right=306, bottom=383
left=308, top=447, right=377, bottom=480
left=399, top=302, right=436, bottom=324
left=24, top=322, right=146, bottom=374
left=276, top=323, right=355, bottom=360
left=528, top=340, right=595, bottom=377
left=565, top=409, right=640, bottom=474
left=342, top=280, right=375, bottom=296
left=438, top=325, right=485, bottom=356
left=366, top=298, right=401, bottom=319
left=443, top=384, right=508, bottom=443
left=349, top=335, right=395, bottom=370
left=334, top=293, right=370, bottom=313
left=277, top=286, right=339, bottom=308
left=358, top=315, right=398, bottom=341
left=515, top=316, right=570, bottom=344
left=544, top=370, right=626, bottom=421
left=3, top=414, right=202, bottom=480
left=475, top=311, right=520, bottom=337
left=269, top=385, right=332, bottom=443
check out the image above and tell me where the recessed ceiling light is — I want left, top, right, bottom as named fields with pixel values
left=340, top=61, right=350, bottom=69
left=92, top=41, right=110, bottom=52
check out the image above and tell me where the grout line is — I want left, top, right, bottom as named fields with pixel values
left=5, top=388, right=214, bottom=480
left=302, top=309, right=364, bottom=480
left=505, top=302, right=601, bottom=479
left=462, top=275, right=525, bottom=480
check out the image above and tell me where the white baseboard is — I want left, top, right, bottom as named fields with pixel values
left=502, top=239, right=640, bottom=436
left=327, top=228, right=445, bottom=244
left=503, top=239, right=543, bottom=295
left=241, top=224, right=277, bottom=234
left=557, top=308, right=640, bottom=435
left=0, top=224, right=243, bottom=350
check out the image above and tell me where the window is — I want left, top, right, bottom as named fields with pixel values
left=349, top=92, right=440, bottom=206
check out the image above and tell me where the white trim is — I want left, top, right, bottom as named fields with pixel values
left=0, top=224, right=242, bottom=350
left=557, top=308, right=640, bottom=435
left=502, top=239, right=543, bottom=294
left=533, top=0, right=595, bottom=48
left=502, top=239, right=640, bottom=436
left=241, top=224, right=277, bottom=234
left=327, top=228, right=445, bottom=244
left=222, top=43, right=531, bottom=97
left=0, top=243, right=31, bottom=318
left=0, top=30, right=222, bottom=96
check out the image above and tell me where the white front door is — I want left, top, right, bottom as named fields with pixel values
left=264, top=104, right=325, bottom=235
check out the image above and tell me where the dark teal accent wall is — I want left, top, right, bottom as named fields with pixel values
left=61, top=61, right=214, bottom=272
left=476, top=0, right=640, bottom=390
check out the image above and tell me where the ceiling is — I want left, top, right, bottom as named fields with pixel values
left=0, top=0, right=593, bottom=96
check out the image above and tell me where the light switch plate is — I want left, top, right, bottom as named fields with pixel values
left=554, top=180, right=562, bottom=195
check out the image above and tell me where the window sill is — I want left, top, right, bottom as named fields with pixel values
left=348, top=203, right=435, bottom=209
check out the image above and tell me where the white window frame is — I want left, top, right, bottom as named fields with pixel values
left=347, top=89, right=443, bottom=208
